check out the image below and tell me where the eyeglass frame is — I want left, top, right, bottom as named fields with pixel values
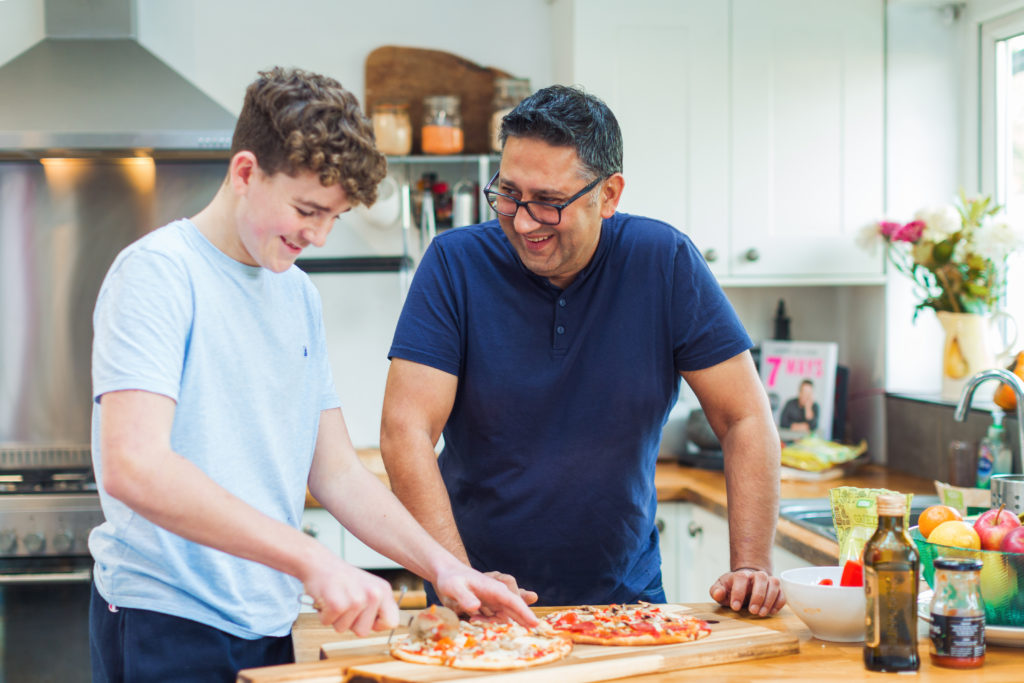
left=482, top=171, right=607, bottom=226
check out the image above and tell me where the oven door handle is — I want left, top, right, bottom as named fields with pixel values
left=0, top=569, right=92, bottom=584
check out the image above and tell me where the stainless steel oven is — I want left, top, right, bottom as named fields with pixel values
left=0, top=446, right=103, bottom=683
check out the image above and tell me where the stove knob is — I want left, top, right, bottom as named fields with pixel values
left=53, top=530, right=75, bottom=554
left=23, top=532, right=46, bottom=554
left=0, top=529, right=16, bottom=553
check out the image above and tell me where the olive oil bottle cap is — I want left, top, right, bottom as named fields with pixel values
left=876, top=493, right=906, bottom=516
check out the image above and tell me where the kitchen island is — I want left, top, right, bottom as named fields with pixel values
left=246, top=457, right=1002, bottom=682
left=238, top=602, right=1023, bottom=681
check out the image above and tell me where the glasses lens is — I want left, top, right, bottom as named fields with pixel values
left=525, top=203, right=560, bottom=225
left=484, top=192, right=510, bottom=216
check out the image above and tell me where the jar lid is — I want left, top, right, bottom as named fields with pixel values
left=373, top=100, right=409, bottom=111
left=934, top=557, right=983, bottom=572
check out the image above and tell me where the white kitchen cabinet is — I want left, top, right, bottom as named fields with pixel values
left=658, top=501, right=814, bottom=604
left=300, top=507, right=400, bottom=570
left=729, top=0, right=884, bottom=281
left=554, top=0, right=885, bottom=284
left=656, top=501, right=730, bottom=603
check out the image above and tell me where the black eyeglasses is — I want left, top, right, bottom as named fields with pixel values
left=482, top=171, right=606, bottom=226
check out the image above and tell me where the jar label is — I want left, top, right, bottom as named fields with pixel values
left=929, top=614, right=985, bottom=658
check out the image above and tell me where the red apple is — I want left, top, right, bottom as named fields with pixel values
left=1001, top=526, right=1024, bottom=554
left=973, top=505, right=1022, bottom=551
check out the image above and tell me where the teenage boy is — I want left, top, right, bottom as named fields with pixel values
left=89, top=67, right=536, bottom=682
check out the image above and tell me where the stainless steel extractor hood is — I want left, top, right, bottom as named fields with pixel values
left=0, top=0, right=236, bottom=157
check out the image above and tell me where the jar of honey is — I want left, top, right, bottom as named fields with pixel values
left=421, top=95, right=464, bottom=155
left=371, top=101, right=412, bottom=156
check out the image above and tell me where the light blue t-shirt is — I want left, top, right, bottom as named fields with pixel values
left=89, top=218, right=339, bottom=639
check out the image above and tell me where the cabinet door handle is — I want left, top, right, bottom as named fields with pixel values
left=744, top=248, right=760, bottom=262
left=687, top=522, right=703, bottom=538
left=655, top=518, right=666, bottom=533
left=703, top=248, right=718, bottom=263
left=302, top=523, right=319, bottom=539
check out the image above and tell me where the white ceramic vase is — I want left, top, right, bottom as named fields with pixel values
left=937, top=310, right=1018, bottom=401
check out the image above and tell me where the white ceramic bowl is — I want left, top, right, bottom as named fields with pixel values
left=780, top=566, right=865, bottom=642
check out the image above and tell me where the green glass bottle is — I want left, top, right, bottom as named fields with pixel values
left=863, top=493, right=919, bottom=672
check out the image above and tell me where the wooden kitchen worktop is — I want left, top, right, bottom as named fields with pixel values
left=239, top=603, right=1023, bottom=682
left=654, top=460, right=938, bottom=566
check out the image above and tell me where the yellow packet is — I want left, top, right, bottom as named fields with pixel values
left=829, top=486, right=914, bottom=563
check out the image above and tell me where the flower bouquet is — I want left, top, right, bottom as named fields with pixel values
left=859, top=192, right=1021, bottom=317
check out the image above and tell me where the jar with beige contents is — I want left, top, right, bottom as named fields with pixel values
left=371, top=101, right=412, bottom=156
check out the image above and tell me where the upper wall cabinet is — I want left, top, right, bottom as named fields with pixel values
left=555, top=0, right=885, bottom=284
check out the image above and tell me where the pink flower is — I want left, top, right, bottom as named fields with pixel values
left=878, top=220, right=902, bottom=237
left=891, top=220, right=925, bottom=243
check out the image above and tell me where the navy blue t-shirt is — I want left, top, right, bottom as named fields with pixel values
left=388, top=213, right=751, bottom=606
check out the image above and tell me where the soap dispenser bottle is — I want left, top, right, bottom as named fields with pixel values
left=977, top=408, right=1012, bottom=489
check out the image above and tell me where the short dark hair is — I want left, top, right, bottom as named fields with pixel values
left=231, top=67, right=387, bottom=206
left=499, top=85, right=623, bottom=179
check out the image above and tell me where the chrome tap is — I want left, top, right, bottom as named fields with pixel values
left=953, top=368, right=1024, bottom=474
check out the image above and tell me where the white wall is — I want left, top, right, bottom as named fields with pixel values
left=135, top=0, right=555, bottom=116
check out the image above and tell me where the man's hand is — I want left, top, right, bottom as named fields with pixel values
left=302, top=547, right=400, bottom=636
left=434, top=566, right=539, bottom=627
left=709, top=568, right=785, bottom=617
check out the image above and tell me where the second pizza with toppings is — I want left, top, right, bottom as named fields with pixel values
left=543, top=602, right=712, bottom=646
left=389, top=606, right=573, bottom=670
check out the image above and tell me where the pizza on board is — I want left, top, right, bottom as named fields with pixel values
left=543, top=602, right=712, bottom=646
left=389, top=605, right=573, bottom=671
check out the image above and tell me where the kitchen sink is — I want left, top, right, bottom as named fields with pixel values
left=779, top=495, right=941, bottom=541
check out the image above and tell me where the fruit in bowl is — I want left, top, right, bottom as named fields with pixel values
left=972, top=504, right=1021, bottom=551
left=779, top=566, right=864, bottom=642
left=911, top=525, right=1024, bottom=627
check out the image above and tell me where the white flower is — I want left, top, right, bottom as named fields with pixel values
left=856, top=221, right=885, bottom=253
left=914, top=205, right=960, bottom=242
left=972, top=221, right=1024, bottom=261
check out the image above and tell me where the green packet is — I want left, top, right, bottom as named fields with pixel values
left=829, top=486, right=914, bottom=563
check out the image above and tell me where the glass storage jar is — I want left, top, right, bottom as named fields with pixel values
left=928, top=557, right=985, bottom=669
left=489, top=78, right=531, bottom=152
left=371, top=101, right=412, bottom=156
left=421, top=95, right=464, bottom=155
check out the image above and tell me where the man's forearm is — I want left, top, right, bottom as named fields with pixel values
left=381, top=438, right=470, bottom=565
left=721, top=417, right=780, bottom=572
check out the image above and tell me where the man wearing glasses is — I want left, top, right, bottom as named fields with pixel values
left=381, top=85, right=784, bottom=616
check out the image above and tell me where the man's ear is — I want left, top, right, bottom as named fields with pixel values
left=229, top=151, right=259, bottom=194
left=599, top=173, right=625, bottom=219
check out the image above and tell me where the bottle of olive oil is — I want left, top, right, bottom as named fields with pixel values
left=863, top=493, right=919, bottom=672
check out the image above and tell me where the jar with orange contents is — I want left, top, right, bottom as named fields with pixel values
left=928, top=557, right=985, bottom=669
left=421, top=95, right=464, bottom=155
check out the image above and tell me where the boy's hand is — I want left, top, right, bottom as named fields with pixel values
left=303, top=549, right=400, bottom=636
left=434, top=566, right=539, bottom=627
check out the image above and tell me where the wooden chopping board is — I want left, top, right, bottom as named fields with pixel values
left=238, top=605, right=798, bottom=683
left=364, top=46, right=516, bottom=155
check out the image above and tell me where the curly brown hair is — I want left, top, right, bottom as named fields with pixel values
left=231, top=67, right=387, bottom=206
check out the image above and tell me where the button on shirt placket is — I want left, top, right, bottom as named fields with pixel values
left=553, top=295, right=569, bottom=352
